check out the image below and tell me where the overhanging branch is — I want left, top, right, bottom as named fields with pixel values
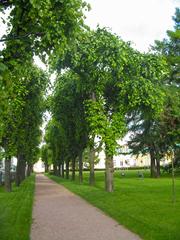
left=0, top=32, right=44, bottom=42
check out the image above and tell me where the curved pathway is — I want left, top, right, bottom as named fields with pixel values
left=31, top=174, right=141, bottom=240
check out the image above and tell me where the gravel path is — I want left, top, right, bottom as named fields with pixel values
left=31, top=174, right=141, bottom=240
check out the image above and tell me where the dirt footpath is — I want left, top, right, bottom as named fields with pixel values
left=31, top=174, right=141, bottom=240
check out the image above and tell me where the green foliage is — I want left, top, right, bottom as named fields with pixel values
left=118, top=53, right=167, bottom=116
left=0, top=61, right=48, bottom=169
left=0, top=0, right=90, bottom=188
left=82, top=146, right=100, bottom=168
left=153, top=7, right=180, bottom=85
left=44, top=119, right=68, bottom=166
left=48, top=70, right=88, bottom=167
left=41, top=144, right=52, bottom=166
left=85, top=99, right=107, bottom=137
left=57, top=28, right=167, bottom=158
left=129, top=9, right=180, bottom=167
left=1, top=0, right=89, bottom=64
left=15, top=64, right=48, bottom=163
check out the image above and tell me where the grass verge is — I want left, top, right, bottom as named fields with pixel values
left=0, top=174, right=35, bottom=240
left=47, top=170, right=180, bottom=240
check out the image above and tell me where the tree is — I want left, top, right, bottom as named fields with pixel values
left=0, top=63, right=29, bottom=191
left=128, top=8, right=180, bottom=177
left=52, top=71, right=88, bottom=182
left=14, top=64, right=48, bottom=185
left=55, top=28, right=167, bottom=191
left=0, top=0, right=89, bottom=191
left=0, top=0, right=89, bottom=63
left=41, top=144, right=50, bottom=173
left=153, top=8, right=180, bottom=85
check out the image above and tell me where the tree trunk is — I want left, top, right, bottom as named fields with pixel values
left=174, top=148, right=180, bottom=166
left=79, top=151, right=83, bottom=184
left=16, top=156, right=21, bottom=186
left=61, top=162, right=64, bottom=178
left=27, top=163, right=33, bottom=177
left=88, top=93, right=96, bottom=185
left=20, top=160, right=26, bottom=181
left=45, top=163, right=49, bottom=173
left=66, top=160, right=69, bottom=179
left=156, top=159, right=161, bottom=178
left=71, top=158, right=76, bottom=181
left=89, top=146, right=95, bottom=186
left=16, top=154, right=26, bottom=186
left=150, top=148, right=157, bottom=178
left=57, top=163, right=61, bottom=176
left=105, top=153, right=114, bottom=192
left=5, top=156, right=12, bottom=192
left=53, top=164, right=58, bottom=176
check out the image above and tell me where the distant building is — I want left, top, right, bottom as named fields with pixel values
left=0, top=157, right=17, bottom=169
left=33, top=159, right=45, bottom=173
left=95, top=150, right=136, bottom=169
left=95, top=141, right=150, bottom=169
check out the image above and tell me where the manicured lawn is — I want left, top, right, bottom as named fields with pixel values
left=0, top=175, right=35, bottom=240
left=47, top=170, right=180, bottom=240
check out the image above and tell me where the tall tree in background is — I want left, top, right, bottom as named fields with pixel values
left=128, top=8, right=180, bottom=177
left=52, top=71, right=88, bottom=182
left=41, top=144, right=51, bottom=173
left=15, top=64, right=48, bottom=186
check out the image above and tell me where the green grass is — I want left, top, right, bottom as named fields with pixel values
left=0, top=175, right=35, bottom=240
left=47, top=170, right=180, bottom=240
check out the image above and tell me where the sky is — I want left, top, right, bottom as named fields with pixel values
left=33, top=0, right=180, bottom=69
left=85, top=0, right=180, bottom=52
left=1, top=0, right=179, bottom=62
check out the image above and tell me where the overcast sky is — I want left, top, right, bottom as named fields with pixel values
left=85, top=0, right=180, bottom=52
left=1, top=1, right=179, bottom=53
left=1, top=1, right=179, bottom=66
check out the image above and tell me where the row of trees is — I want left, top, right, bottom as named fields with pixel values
left=43, top=24, right=170, bottom=191
left=1, top=1, right=179, bottom=193
left=0, top=0, right=89, bottom=191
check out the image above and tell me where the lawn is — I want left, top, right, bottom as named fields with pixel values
left=47, top=170, right=180, bottom=240
left=0, top=174, right=35, bottom=240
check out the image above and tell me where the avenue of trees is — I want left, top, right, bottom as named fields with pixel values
left=0, top=0, right=89, bottom=191
left=43, top=9, right=179, bottom=192
left=0, top=1, right=179, bottom=192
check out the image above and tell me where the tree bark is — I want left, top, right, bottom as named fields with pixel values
left=61, top=162, right=64, bottom=178
left=105, top=153, right=114, bottom=192
left=27, top=163, right=33, bottom=177
left=79, top=151, right=83, bottom=183
left=150, top=148, right=157, bottom=178
left=156, top=159, right=161, bottom=178
left=174, top=148, right=180, bottom=166
left=16, top=155, right=21, bottom=186
left=88, top=93, right=96, bottom=185
left=5, top=156, right=12, bottom=192
left=20, top=160, right=26, bottom=181
left=71, top=158, right=76, bottom=181
left=16, top=154, right=26, bottom=186
left=89, top=146, right=95, bottom=186
left=66, top=160, right=69, bottom=179
left=53, top=164, right=58, bottom=176
left=45, top=163, right=49, bottom=173
left=57, top=163, right=61, bottom=176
